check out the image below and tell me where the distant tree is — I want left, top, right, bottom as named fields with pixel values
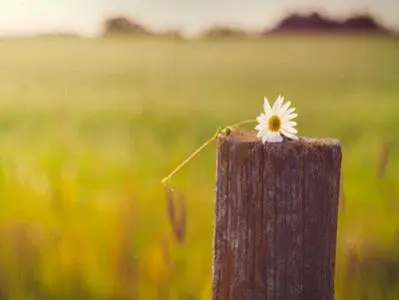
left=266, top=12, right=388, bottom=34
left=342, top=15, right=386, bottom=32
left=202, top=26, right=251, bottom=38
left=103, top=16, right=150, bottom=36
left=276, top=13, right=339, bottom=31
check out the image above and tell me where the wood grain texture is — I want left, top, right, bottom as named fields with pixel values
left=212, top=131, right=342, bottom=300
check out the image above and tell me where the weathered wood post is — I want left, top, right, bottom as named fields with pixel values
left=212, top=131, right=342, bottom=300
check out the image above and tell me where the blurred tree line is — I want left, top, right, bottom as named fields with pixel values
left=102, top=16, right=182, bottom=38
left=102, top=13, right=391, bottom=38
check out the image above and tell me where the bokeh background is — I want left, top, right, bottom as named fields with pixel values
left=0, top=1, right=398, bottom=299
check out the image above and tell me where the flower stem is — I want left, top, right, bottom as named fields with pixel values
left=229, top=119, right=257, bottom=129
left=161, top=119, right=257, bottom=186
left=161, top=131, right=219, bottom=186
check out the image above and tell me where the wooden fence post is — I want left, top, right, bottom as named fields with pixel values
left=212, top=131, right=342, bottom=300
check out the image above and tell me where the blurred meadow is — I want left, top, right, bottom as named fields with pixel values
left=0, top=33, right=398, bottom=299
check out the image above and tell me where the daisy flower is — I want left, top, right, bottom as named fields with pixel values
left=255, top=95, right=298, bottom=143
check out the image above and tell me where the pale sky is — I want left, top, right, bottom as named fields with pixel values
left=0, top=0, right=398, bottom=36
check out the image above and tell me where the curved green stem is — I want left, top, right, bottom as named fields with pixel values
left=161, top=119, right=257, bottom=186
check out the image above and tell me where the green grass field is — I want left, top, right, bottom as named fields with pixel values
left=0, top=34, right=398, bottom=299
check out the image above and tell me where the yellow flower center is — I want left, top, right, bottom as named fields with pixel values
left=268, top=115, right=281, bottom=132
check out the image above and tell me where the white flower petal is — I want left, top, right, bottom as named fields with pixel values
left=283, top=113, right=298, bottom=122
left=281, top=129, right=298, bottom=140
left=282, top=107, right=296, bottom=119
left=255, top=124, right=263, bottom=131
left=258, top=131, right=268, bottom=143
left=279, top=101, right=291, bottom=116
left=268, top=133, right=283, bottom=143
left=263, top=97, right=272, bottom=114
left=272, top=95, right=284, bottom=112
left=283, top=121, right=297, bottom=128
left=283, top=126, right=297, bottom=134
left=256, top=127, right=268, bottom=141
left=256, top=118, right=265, bottom=125
left=264, top=110, right=274, bottom=118
left=256, top=113, right=266, bottom=122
